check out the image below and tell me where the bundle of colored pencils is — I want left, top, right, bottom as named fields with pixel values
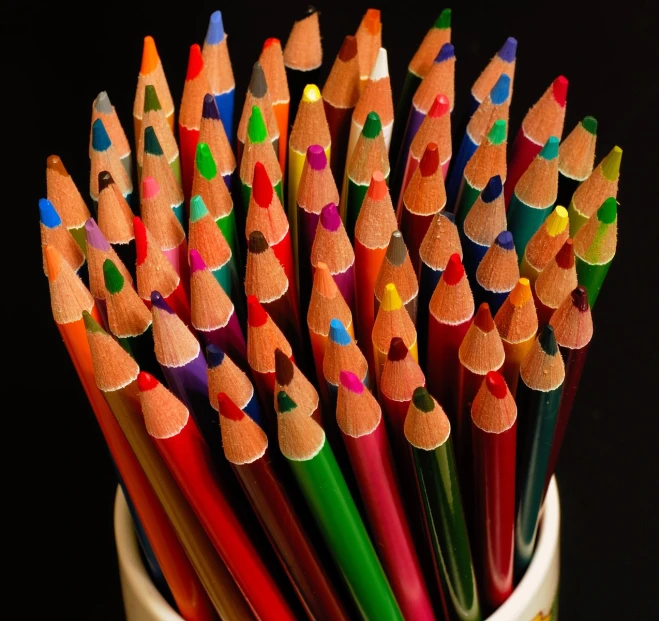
left=42, top=7, right=620, bottom=621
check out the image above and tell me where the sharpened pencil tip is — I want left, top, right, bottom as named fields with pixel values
left=94, top=91, right=113, bottom=114
left=206, top=344, right=226, bottom=368
left=443, top=254, right=465, bottom=285
left=338, top=35, right=358, bottom=61
left=435, top=42, right=455, bottom=63
left=252, top=162, right=273, bottom=207
left=275, top=349, right=294, bottom=385
left=98, top=171, right=115, bottom=192
left=482, top=175, right=503, bottom=202
left=186, top=44, right=204, bottom=81
left=540, top=136, right=560, bottom=160
left=189, top=195, right=210, bottom=223
left=434, top=8, right=451, bottom=29
left=495, top=231, right=515, bottom=251
left=485, top=371, right=508, bottom=398
left=490, top=74, right=511, bottom=105
left=151, top=291, right=174, bottom=312
left=538, top=325, right=559, bottom=355
left=367, top=170, right=387, bottom=200
left=419, top=143, right=440, bottom=177
left=474, top=303, right=495, bottom=332
left=412, top=387, right=435, bottom=412
left=302, top=84, right=321, bottom=103
left=247, top=295, right=268, bottom=327
left=276, top=390, right=297, bottom=413
left=597, top=197, right=617, bottom=224
left=387, top=337, right=409, bottom=361
left=306, top=144, right=327, bottom=170
left=47, top=155, right=68, bottom=175
left=362, top=111, right=382, bottom=139
left=247, top=105, right=268, bottom=144
left=381, top=283, right=403, bottom=311
left=339, top=370, right=364, bottom=394
left=320, top=203, right=341, bottom=231
left=195, top=142, right=217, bottom=180
left=369, top=48, right=389, bottom=80
left=85, top=217, right=111, bottom=251
left=582, top=116, right=598, bottom=135
left=103, top=259, right=125, bottom=294
left=498, top=37, right=517, bottom=62
left=385, top=231, right=408, bottom=266
left=133, top=217, right=148, bottom=266
left=552, top=76, right=569, bottom=107
left=328, top=319, right=351, bottom=345
left=143, top=126, right=164, bottom=156
left=601, top=147, right=622, bottom=181
left=217, top=393, right=245, bottom=421
left=428, top=94, right=450, bottom=118
left=137, top=371, right=159, bottom=392
left=140, top=36, right=159, bottom=75
left=91, top=119, right=111, bottom=152
left=206, top=11, right=225, bottom=45
left=39, top=198, right=62, bottom=228
left=571, top=286, right=589, bottom=312
left=249, top=62, right=268, bottom=98
left=248, top=231, right=269, bottom=254
left=202, top=94, right=221, bottom=120
left=143, top=85, right=162, bottom=113
left=44, top=245, right=62, bottom=281
left=189, top=249, right=207, bottom=274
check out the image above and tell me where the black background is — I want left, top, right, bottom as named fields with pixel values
left=7, top=0, right=658, bottom=618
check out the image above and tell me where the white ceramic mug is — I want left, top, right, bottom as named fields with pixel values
left=114, top=479, right=560, bottom=621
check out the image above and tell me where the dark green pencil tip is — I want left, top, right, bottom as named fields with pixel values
left=144, top=126, right=164, bottom=156
left=103, top=259, right=125, bottom=294
left=597, top=197, right=617, bottom=224
left=435, top=8, right=451, bottom=28
left=277, top=391, right=297, bottom=413
left=82, top=310, right=105, bottom=334
left=362, top=111, right=382, bottom=139
left=582, top=116, right=597, bottom=135
left=412, top=387, right=435, bottom=412
left=538, top=325, right=559, bottom=355
left=143, top=85, right=162, bottom=113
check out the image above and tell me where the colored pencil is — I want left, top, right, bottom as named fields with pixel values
left=568, top=145, right=622, bottom=236
left=323, top=319, right=369, bottom=414
left=217, top=393, right=347, bottom=620
left=179, top=44, right=211, bottom=201
left=454, top=119, right=507, bottom=231
left=507, top=136, right=560, bottom=260
left=473, top=231, right=520, bottom=316
left=97, top=171, right=136, bottom=280
left=307, top=262, right=353, bottom=390
left=102, top=258, right=160, bottom=378
left=236, top=62, right=280, bottom=174
left=133, top=216, right=191, bottom=326
left=274, top=350, right=322, bottom=430
left=240, top=104, right=284, bottom=212
left=190, top=249, right=246, bottom=365
left=519, top=205, right=569, bottom=289
left=374, top=231, right=419, bottom=323
left=347, top=47, right=394, bottom=166
left=142, top=126, right=185, bottom=226
left=92, top=91, right=132, bottom=178
left=90, top=118, right=133, bottom=207
left=199, top=94, right=236, bottom=192
left=337, top=372, right=434, bottom=620
left=400, top=142, right=447, bottom=271
left=275, top=390, right=403, bottom=621
left=534, top=238, right=577, bottom=327
left=355, top=8, right=382, bottom=89
left=311, top=203, right=356, bottom=318
left=202, top=11, right=235, bottom=146
left=246, top=162, right=295, bottom=296
left=372, top=283, right=418, bottom=393
left=546, top=286, right=593, bottom=490
left=322, top=35, right=360, bottom=182
left=463, top=175, right=506, bottom=286
left=138, top=373, right=296, bottom=620
left=354, top=171, right=398, bottom=373
left=283, top=7, right=322, bottom=125
left=505, top=76, right=568, bottom=205
left=427, top=254, right=474, bottom=417
left=298, top=147, right=341, bottom=312
left=39, top=198, right=85, bottom=277
left=246, top=295, right=294, bottom=426
left=417, top=212, right=462, bottom=367
left=394, top=42, right=455, bottom=199
left=446, top=73, right=511, bottom=211
left=392, top=8, right=451, bottom=164
left=493, top=278, right=538, bottom=396
left=260, top=38, right=290, bottom=174
left=85, top=218, right=133, bottom=322
left=343, top=111, right=391, bottom=242
left=471, top=371, right=517, bottom=611
left=46, top=155, right=91, bottom=254
left=207, top=344, right=262, bottom=426
left=150, top=291, right=221, bottom=458
left=405, top=388, right=481, bottom=621
left=574, top=196, right=617, bottom=308
left=137, top=85, right=181, bottom=187
left=466, top=37, right=517, bottom=117
left=288, top=84, right=331, bottom=273
left=514, top=325, right=565, bottom=579
left=192, top=141, right=240, bottom=272
left=134, top=36, right=175, bottom=142
left=188, top=194, right=236, bottom=300
left=82, top=311, right=221, bottom=621
left=557, top=116, right=597, bottom=208
left=141, top=175, right=188, bottom=280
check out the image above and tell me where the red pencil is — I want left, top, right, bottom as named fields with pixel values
left=137, top=372, right=295, bottom=620
left=533, top=238, right=577, bottom=328
left=427, top=254, right=475, bottom=418
left=337, top=371, right=434, bottom=620
left=471, top=371, right=517, bottom=610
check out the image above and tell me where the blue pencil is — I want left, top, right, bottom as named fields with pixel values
left=473, top=231, right=520, bottom=316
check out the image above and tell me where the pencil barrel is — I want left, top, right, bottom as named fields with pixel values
left=567, top=199, right=588, bottom=237
left=417, top=262, right=443, bottom=369
left=447, top=133, right=478, bottom=212
left=500, top=336, right=535, bottom=398
left=298, top=207, right=321, bottom=313
left=455, top=181, right=481, bottom=232
left=179, top=125, right=200, bottom=202
left=324, top=101, right=352, bottom=185
left=215, top=90, right=235, bottom=147
left=462, top=236, right=489, bottom=290
left=198, top=313, right=247, bottom=370
left=391, top=71, right=422, bottom=170
left=401, top=209, right=434, bottom=274
left=507, top=197, right=552, bottom=263
left=505, top=131, right=542, bottom=207
left=345, top=180, right=368, bottom=243
left=575, top=256, right=611, bottom=308
left=216, top=211, right=241, bottom=275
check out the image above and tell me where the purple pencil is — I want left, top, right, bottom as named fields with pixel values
left=189, top=249, right=247, bottom=370
left=150, top=290, right=222, bottom=458
left=85, top=217, right=134, bottom=328
left=311, top=203, right=356, bottom=317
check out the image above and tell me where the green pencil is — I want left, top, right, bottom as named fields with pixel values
left=276, top=390, right=403, bottom=621
left=514, top=325, right=564, bottom=579
left=405, top=387, right=481, bottom=621
left=507, top=136, right=560, bottom=262
left=574, top=197, right=617, bottom=308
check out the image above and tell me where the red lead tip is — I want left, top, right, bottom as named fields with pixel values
left=428, top=94, right=450, bottom=118
left=218, top=393, right=246, bottom=421
left=137, top=371, right=159, bottom=392
left=367, top=170, right=387, bottom=200
left=555, top=238, right=575, bottom=269
left=443, top=253, right=465, bottom=285
left=186, top=44, right=204, bottom=81
left=133, top=217, right=148, bottom=266
left=419, top=143, right=440, bottom=177
left=552, top=75, right=568, bottom=107
left=387, top=336, right=409, bottom=361
left=263, top=37, right=280, bottom=50
left=247, top=295, right=268, bottom=327
left=252, top=162, right=273, bottom=208
left=474, top=303, right=495, bottom=332
left=485, top=371, right=508, bottom=399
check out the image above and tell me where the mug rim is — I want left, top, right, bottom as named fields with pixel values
left=114, top=478, right=560, bottom=620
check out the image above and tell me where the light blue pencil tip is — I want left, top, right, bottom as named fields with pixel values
left=540, top=136, right=560, bottom=160
left=329, top=319, right=352, bottom=345
left=206, top=11, right=225, bottom=44
left=490, top=74, right=511, bottom=105
left=39, top=198, right=62, bottom=228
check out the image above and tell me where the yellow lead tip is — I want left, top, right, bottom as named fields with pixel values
left=381, top=283, right=403, bottom=311
left=302, top=84, right=321, bottom=103
left=509, top=278, right=531, bottom=306
left=546, top=206, right=569, bottom=236
left=141, top=36, right=159, bottom=75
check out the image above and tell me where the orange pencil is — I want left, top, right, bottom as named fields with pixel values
left=355, top=9, right=382, bottom=88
